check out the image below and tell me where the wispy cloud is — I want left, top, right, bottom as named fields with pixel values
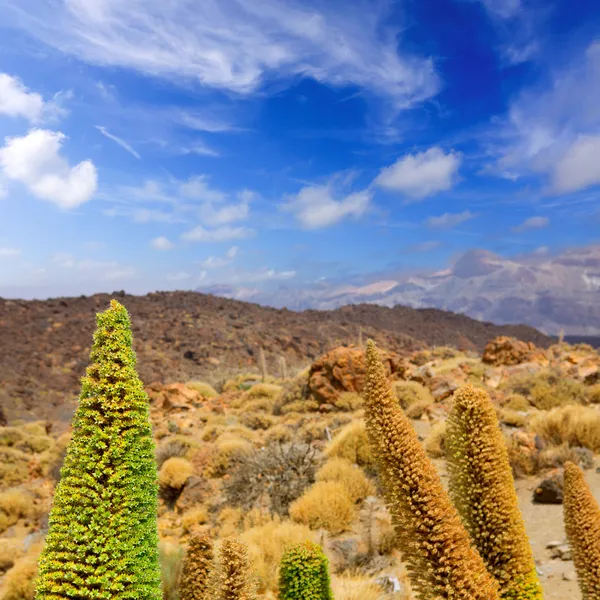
left=199, top=246, right=238, bottom=269
left=426, top=210, right=476, bottom=229
left=0, top=247, right=21, bottom=258
left=374, top=147, right=462, bottom=200
left=181, top=225, right=254, bottom=243
left=487, top=41, right=600, bottom=192
left=0, top=129, right=98, bottom=209
left=95, top=125, right=141, bottom=159
left=3, top=0, right=439, bottom=110
left=512, top=216, right=549, bottom=232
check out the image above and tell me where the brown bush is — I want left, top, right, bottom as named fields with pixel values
left=325, top=421, right=375, bottom=471
left=531, top=405, right=600, bottom=452
left=0, top=488, right=33, bottom=533
left=159, top=457, right=195, bottom=490
left=316, top=458, right=374, bottom=503
left=289, top=481, right=356, bottom=535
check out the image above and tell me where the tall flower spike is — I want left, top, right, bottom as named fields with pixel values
left=363, top=340, right=500, bottom=600
left=180, top=532, right=215, bottom=600
left=563, top=461, right=600, bottom=600
left=446, top=384, right=543, bottom=599
left=35, top=300, right=161, bottom=600
left=213, top=537, right=256, bottom=600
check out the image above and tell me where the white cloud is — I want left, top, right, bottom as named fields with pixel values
left=0, top=247, right=21, bottom=258
left=51, top=252, right=136, bottom=280
left=95, top=125, right=140, bottom=159
left=490, top=42, right=600, bottom=191
left=180, top=141, right=220, bottom=158
left=180, top=175, right=228, bottom=203
left=0, top=129, right=98, bottom=209
left=167, top=271, right=191, bottom=282
left=426, top=210, right=475, bottom=229
left=552, top=135, right=600, bottom=194
left=199, top=246, right=239, bottom=269
left=282, top=180, right=371, bottom=229
left=375, top=147, right=461, bottom=200
left=181, top=225, right=254, bottom=242
left=229, top=268, right=296, bottom=284
left=4, top=0, right=439, bottom=110
left=151, top=236, right=173, bottom=250
left=512, top=216, right=549, bottom=232
left=199, top=202, right=249, bottom=226
left=476, top=0, right=522, bottom=20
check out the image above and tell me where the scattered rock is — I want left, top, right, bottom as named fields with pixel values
left=482, top=336, right=548, bottom=367
left=533, top=471, right=564, bottom=504
left=307, top=346, right=409, bottom=406
left=375, top=574, right=403, bottom=594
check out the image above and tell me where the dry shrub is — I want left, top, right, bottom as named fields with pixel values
left=182, top=506, right=210, bottom=533
left=208, top=438, right=253, bottom=478
left=159, top=541, right=184, bottom=600
left=217, top=507, right=244, bottom=538
left=393, top=381, right=433, bottom=410
left=0, top=488, right=33, bottom=533
left=502, top=394, right=530, bottom=412
left=531, top=405, right=600, bottom=452
left=0, top=447, right=30, bottom=489
left=424, top=421, right=447, bottom=459
left=224, top=443, right=317, bottom=515
left=186, top=381, right=219, bottom=397
left=40, top=432, right=71, bottom=481
left=246, top=383, right=283, bottom=401
left=334, top=392, right=364, bottom=411
left=289, top=481, right=356, bottom=535
left=0, top=541, right=42, bottom=600
left=316, top=458, right=374, bottom=503
left=242, top=518, right=316, bottom=593
left=405, top=400, right=433, bottom=420
left=159, top=457, right=195, bottom=490
left=156, top=436, right=196, bottom=469
left=0, top=539, right=23, bottom=574
left=330, top=574, right=386, bottom=600
left=586, top=384, right=600, bottom=404
left=239, top=412, right=275, bottom=431
left=274, top=369, right=311, bottom=414
left=497, top=408, right=528, bottom=428
left=325, top=421, right=375, bottom=471
left=263, top=424, right=293, bottom=444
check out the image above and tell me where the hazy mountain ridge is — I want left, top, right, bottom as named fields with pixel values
left=200, top=246, right=600, bottom=335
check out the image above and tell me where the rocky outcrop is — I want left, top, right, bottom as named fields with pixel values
left=482, top=336, right=548, bottom=367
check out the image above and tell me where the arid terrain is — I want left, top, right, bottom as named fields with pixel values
left=1, top=296, right=599, bottom=599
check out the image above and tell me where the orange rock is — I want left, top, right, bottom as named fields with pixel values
left=482, top=336, right=549, bottom=367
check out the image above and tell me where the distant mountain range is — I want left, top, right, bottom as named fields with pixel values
left=198, top=245, right=600, bottom=336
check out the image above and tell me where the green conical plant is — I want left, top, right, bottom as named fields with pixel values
left=180, top=532, right=214, bottom=600
left=35, top=300, right=161, bottom=600
left=446, top=384, right=543, bottom=599
left=563, top=461, right=600, bottom=600
left=363, top=340, right=500, bottom=600
left=278, top=541, right=333, bottom=600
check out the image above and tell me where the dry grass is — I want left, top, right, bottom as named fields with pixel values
left=316, top=458, right=375, bottom=503
left=289, top=481, right=356, bottom=535
left=159, top=457, right=195, bottom=490
left=502, top=394, right=531, bottom=412
left=181, top=505, right=210, bottom=533
left=0, top=539, right=23, bottom=574
left=208, top=437, right=253, bottom=478
left=242, top=518, right=316, bottom=593
left=497, top=408, right=528, bottom=428
left=393, top=381, right=433, bottom=410
left=530, top=405, right=600, bottom=452
left=0, top=541, right=43, bottom=600
left=325, top=420, right=375, bottom=470
left=334, top=392, right=364, bottom=411
left=186, top=381, right=219, bottom=397
left=424, top=421, right=447, bottom=459
left=0, top=488, right=33, bottom=533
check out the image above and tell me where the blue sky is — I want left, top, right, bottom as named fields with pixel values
left=0, top=0, right=599, bottom=299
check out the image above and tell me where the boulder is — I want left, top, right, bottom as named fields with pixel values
left=146, top=382, right=202, bottom=412
left=307, top=346, right=409, bottom=407
left=533, top=470, right=564, bottom=504
left=482, top=336, right=548, bottom=367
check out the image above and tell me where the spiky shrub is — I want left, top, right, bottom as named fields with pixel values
left=180, top=532, right=214, bottom=600
left=446, top=384, right=542, bottom=599
left=363, top=340, right=500, bottom=600
left=35, top=300, right=161, bottom=600
left=213, top=537, right=256, bottom=600
left=563, top=461, right=600, bottom=600
left=278, top=541, right=333, bottom=600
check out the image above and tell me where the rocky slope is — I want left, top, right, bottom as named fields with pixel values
left=203, top=245, right=600, bottom=336
left=0, top=291, right=549, bottom=425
